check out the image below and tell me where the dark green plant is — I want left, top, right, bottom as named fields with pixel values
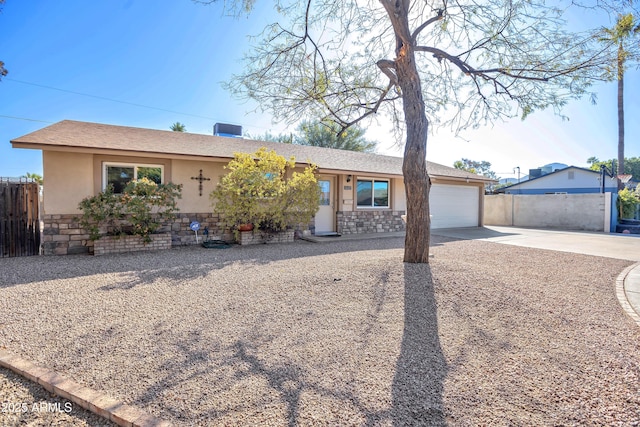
left=79, top=178, right=182, bottom=243
left=617, top=188, right=640, bottom=219
left=120, top=178, right=182, bottom=242
left=78, top=185, right=126, bottom=240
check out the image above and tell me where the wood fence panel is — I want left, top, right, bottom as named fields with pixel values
left=0, top=179, right=41, bottom=257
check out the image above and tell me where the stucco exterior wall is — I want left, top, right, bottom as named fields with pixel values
left=485, top=193, right=612, bottom=232
left=393, top=178, right=406, bottom=211
left=43, top=151, right=94, bottom=214
left=171, top=159, right=226, bottom=213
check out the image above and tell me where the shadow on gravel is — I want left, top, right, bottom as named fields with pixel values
left=0, top=237, right=414, bottom=290
left=391, top=264, right=447, bottom=426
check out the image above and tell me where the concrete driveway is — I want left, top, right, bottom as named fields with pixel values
left=432, top=226, right=640, bottom=262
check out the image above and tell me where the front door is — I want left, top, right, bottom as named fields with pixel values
left=315, top=177, right=335, bottom=234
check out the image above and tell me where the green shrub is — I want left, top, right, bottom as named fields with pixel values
left=79, top=178, right=182, bottom=243
left=617, top=188, right=640, bottom=219
left=211, top=147, right=320, bottom=238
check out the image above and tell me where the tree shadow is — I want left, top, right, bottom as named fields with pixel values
left=391, top=264, right=447, bottom=426
left=0, top=236, right=410, bottom=290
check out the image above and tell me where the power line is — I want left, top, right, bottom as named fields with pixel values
left=0, top=114, right=54, bottom=124
left=4, top=77, right=225, bottom=122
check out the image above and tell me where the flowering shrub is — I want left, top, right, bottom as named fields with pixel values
left=211, top=147, right=320, bottom=237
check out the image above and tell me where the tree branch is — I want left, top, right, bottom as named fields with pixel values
left=411, top=8, right=445, bottom=44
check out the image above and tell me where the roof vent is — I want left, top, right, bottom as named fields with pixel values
left=214, top=123, right=243, bottom=138
left=529, top=168, right=542, bottom=178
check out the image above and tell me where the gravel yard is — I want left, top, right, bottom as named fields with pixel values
left=1, top=236, right=639, bottom=426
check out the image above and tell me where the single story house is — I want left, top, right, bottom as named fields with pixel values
left=11, top=120, right=494, bottom=255
left=499, top=166, right=618, bottom=195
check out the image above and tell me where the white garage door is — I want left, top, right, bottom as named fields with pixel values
left=429, top=184, right=479, bottom=229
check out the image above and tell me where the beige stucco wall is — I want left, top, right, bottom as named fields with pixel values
left=485, top=193, right=609, bottom=231
left=43, top=151, right=94, bottom=214
left=171, top=159, right=226, bottom=213
left=393, top=178, right=406, bottom=211
left=484, top=194, right=513, bottom=225
left=44, top=150, right=479, bottom=220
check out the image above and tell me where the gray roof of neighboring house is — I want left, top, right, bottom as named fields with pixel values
left=11, top=120, right=493, bottom=182
left=496, top=165, right=616, bottom=192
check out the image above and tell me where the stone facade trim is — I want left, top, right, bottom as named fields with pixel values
left=93, top=233, right=172, bottom=256
left=238, top=230, right=295, bottom=245
left=336, top=210, right=406, bottom=234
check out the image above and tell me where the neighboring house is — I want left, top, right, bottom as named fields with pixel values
left=498, top=166, right=618, bottom=195
left=11, top=120, right=493, bottom=255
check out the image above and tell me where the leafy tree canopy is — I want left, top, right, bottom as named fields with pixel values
left=453, top=159, right=498, bottom=180
left=246, top=130, right=294, bottom=144
left=21, top=172, right=43, bottom=185
left=213, top=0, right=610, bottom=134
left=170, top=122, right=187, bottom=132
left=588, top=156, right=640, bottom=181
left=597, top=12, right=640, bottom=81
left=295, top=120, right=377, bottom=152
left=250, top=120, right=377, bottom=152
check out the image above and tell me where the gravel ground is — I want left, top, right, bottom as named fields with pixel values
left=0, top=366, right=115, bottom=426
left=0, top=236, right=639, bottom=426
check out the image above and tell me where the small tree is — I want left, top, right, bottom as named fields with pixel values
left=598, top=13, right=640, bottom=187
left=211, top=148, right=320, bottom=238
left=294, top=120, right=377, bottom=153
left=22, top=172, right=43, bottom=185
left=170, top=122, right=187, bottom=132
left=617, top=188, right=640, bottom=219
left=453, top=159, right=498, bottom=180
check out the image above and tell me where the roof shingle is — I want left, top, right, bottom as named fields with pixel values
left=11, top=120, right=493, bottom=182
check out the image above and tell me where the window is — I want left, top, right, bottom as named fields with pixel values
left=103, top=162, right=163, bottom=193
left=318, top=180, right=331, bottom=206
left=357, top=179, right=389, bottom=208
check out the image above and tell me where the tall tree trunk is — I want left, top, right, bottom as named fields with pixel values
left=398, top=51, right=430, bottom=263
left=617, top=43, right=625, bottom=189
left=382, top=0, right=431, bottom=263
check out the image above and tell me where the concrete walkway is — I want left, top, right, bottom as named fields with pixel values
left=432, top=225, right=640, bottom=261
left=432, top=226, right=640, bottom=326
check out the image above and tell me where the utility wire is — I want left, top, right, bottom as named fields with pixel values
left=0, top=114, right=54, bottom=123
left=4, top=77, right=228, bottom=122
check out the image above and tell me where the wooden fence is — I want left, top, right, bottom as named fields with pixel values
left=0, top=178, right=41, bottom=257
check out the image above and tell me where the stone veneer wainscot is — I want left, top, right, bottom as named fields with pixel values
left=42, top=213, right=232, bottom=255
left=336, top=210, right=406, bottom=235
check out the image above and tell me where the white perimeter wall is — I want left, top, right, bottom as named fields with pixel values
left=484, top=193, right=613, bottom=232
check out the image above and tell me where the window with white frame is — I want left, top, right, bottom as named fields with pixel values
left=356, top=178, right=389, bottom=208
left=103, top=162, right=163, bottom=193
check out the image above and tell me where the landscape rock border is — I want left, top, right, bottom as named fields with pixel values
left=616, top=262, right=640, bottom=327
left=0, top=350, right=171, bottom=427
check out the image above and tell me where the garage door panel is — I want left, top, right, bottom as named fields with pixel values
left=430, top=184, right=479, bottom=228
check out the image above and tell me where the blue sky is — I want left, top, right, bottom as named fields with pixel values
left=1, top=0, right=638, bottom=180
